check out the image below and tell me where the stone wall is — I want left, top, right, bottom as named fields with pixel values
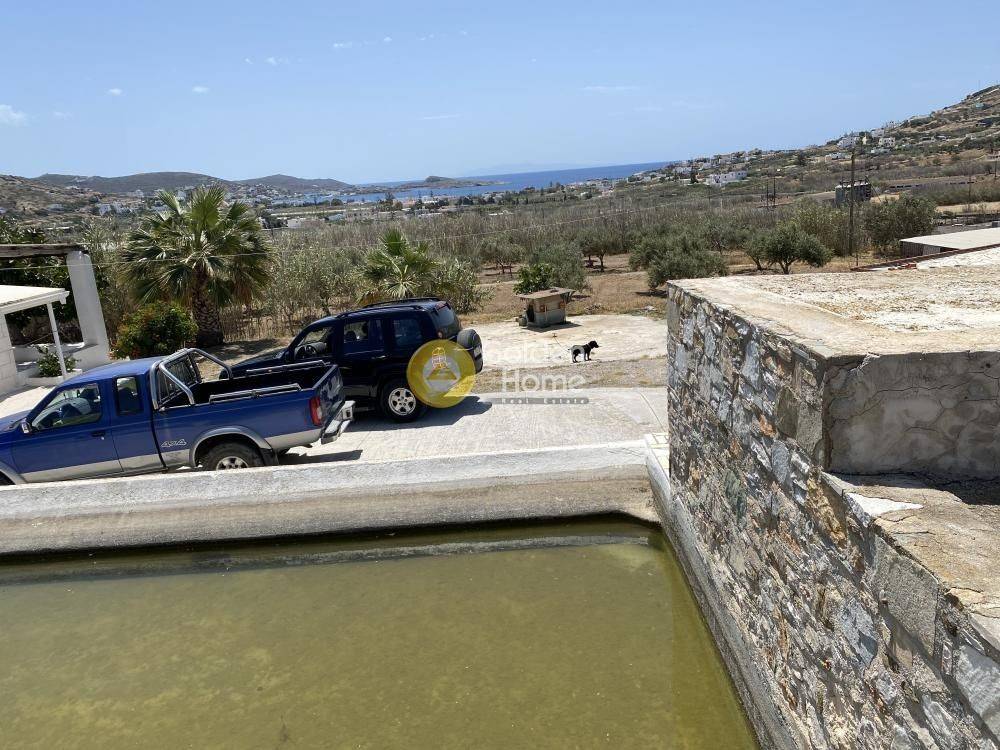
left=655, top=283, right=1000, bottom=750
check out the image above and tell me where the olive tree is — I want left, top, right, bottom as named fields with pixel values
left=750, top=223, right=832, bottom=274
left=863, top=194, right=936, bottom=254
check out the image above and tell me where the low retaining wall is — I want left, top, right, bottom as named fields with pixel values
left=0, top=442, right=654, bottom=555
left=657, top=281, right=1000, bottom=750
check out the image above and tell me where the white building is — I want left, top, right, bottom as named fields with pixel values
left=704, top=170, right=748, bottom=187
left=0, top=244, right=111, bottom=395
left=878, top=136, right=896, bottom=148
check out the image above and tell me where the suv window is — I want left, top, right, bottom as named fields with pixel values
left=429, top=304, right=460, bottom=338
left=32, top=383, right=102, bottom=431
left=294, top=323, right=333, bottom=358
left=342, top=319, right=384, bottom=356
left=392, top=316, right=424, bottom=349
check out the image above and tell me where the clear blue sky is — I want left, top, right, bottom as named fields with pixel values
left=2, top=0, right=997, bottom=183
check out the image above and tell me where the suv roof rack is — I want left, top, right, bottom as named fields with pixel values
left=362, top=297, right=442, bottom=309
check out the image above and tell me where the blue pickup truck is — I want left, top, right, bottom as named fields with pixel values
left=0, top=349, right=353, bottom=484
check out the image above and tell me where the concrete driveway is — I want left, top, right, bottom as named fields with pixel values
left=285, top=387, right=667, bottom=464
left=0, top=378, right=667, bottom=470
left=474, top=314, right=667, bottom=369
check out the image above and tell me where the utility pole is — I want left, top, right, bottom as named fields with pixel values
left=848, top=142, right=858, bottom=268
left=762, top=171, right=777, bottom=220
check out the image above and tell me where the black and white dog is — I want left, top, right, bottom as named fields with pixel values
left=570, top=340, right=599, bottom=362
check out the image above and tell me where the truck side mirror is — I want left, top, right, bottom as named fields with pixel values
left=20, top=419, right=31, bottom=434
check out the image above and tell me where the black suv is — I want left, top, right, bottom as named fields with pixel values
left=232, top=299, right=483, bottom=422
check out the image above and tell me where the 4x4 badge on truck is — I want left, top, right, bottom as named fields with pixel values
left=407, top=340, right=476, bottom=408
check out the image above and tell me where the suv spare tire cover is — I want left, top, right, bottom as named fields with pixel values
left=456, top=328, right=480, bottom=350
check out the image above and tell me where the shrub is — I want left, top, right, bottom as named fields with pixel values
left=432, top=258, right=494, bottom=313
left=792, top=200, right=852, bottom=256
left=750, top=223, right=833, bottom=274
left=524, top=242, right=587, bottom=291
left=35, top=345, right=77, bottom=378
left=514, top=263, right=556, bottom=295
left=112, top=303, right=198, bottom=359
left=636, top=234, right=728, bottom=290
left=863, top=194, right=936, bottom=253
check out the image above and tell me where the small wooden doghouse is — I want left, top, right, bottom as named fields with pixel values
left=516, top=287, right=574, bottom=328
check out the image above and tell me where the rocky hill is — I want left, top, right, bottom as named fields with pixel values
left=0, top=174, right=98, bottom=216
left=34, top=171, right=225, bottom=194
left=238, top=174, right=352, bottom=192
left=32, top=171, right=354, bottom=195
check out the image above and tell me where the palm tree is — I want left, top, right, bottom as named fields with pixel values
left=124, top=187, right=270, bottom=347
left=360, top=228, right=437, bottom=303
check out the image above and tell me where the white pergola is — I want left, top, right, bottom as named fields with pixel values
left=0, top=285, right=72, bottom=377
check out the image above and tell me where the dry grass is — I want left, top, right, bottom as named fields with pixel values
left=468, top=254, right=665, bottom=326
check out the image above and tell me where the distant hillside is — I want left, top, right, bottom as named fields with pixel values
left=0, top=174, right=97, bottom=214
left=239, top=174, right=352, bottom=191
left=32, top=171, right=355, bottom=195
left=33, top=171, right=230, bottom=194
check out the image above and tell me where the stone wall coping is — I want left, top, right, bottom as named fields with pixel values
left=823, top=471, right=1000, bottom=738
left=823, top=472, right=1000, bottom=633
left=669, top=276, right=1000, bottom=360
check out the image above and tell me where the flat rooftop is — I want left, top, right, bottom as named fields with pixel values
left=673, top=267, right=1000, bottom=356
left=903, top=226, right=1000, bottom=251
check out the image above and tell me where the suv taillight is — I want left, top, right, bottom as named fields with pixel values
left=309, top=395, right=323, bottom=426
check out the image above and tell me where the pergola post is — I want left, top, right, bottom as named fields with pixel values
left=45, top=303, right=68, bottom=379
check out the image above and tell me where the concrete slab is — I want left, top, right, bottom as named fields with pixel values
left=290, top=387, right=668, bottom=464
left=474, top=314, right=667, bottom=369
left=698, top=268, right=1000, bottom=338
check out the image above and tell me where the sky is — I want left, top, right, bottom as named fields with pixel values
left=1, top=0, right=998, bottom=184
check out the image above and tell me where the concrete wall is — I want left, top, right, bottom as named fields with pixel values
left=658, top=284, right=1000, bottom=750
left=825, top=352, right=1000, bottom=478
left=0, top=316, right=18, bottom=393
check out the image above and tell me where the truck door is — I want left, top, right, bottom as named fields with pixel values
left=11, top=381, right=122, bottom=482
left=334, top=317, right=386, bottom=401
left=110, top=375, right=162, bottom=474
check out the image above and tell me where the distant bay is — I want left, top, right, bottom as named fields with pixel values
left=342, top=161, right=669, bottom=203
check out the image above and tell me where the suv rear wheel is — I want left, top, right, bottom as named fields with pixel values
left=201, top=441, right=264, bottom=471
left=380, top=378, right=425, bottom=422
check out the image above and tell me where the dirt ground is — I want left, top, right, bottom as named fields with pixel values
left=469, top=254, right=664, bottom=325
left=474, top=314, right=667, bottom=368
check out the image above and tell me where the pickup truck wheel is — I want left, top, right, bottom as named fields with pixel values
left=201, top=442, right=264, bottom=471
left=381, top=378, right=424, bottom=422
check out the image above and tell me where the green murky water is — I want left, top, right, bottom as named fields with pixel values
left=0, top=520, right=757, bottom=749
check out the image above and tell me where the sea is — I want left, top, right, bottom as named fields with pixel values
left=296, top=161, right=669, bottom=205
